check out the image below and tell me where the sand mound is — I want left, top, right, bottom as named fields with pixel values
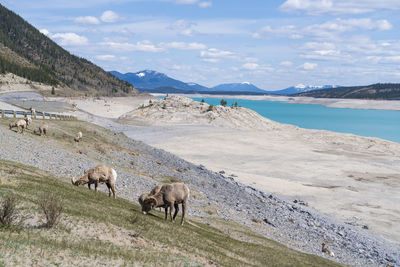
left=119, top=95, right=287, bottom=130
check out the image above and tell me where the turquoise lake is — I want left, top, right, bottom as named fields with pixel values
left=191, top=97, right=400, bottom=143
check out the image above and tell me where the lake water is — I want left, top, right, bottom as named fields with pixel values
left=191, top=97, right=400, bottom=143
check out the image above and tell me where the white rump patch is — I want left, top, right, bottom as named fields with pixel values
left=111, top=168, right=117, bottom=182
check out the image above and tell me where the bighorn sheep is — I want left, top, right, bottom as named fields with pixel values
left=71, top=165, right=117, bottom=199
left=34, top=124, right=48, bottom=136
left=322, top=242, right=335, bottom=257
left=9, top=119, right=26, bottom=133
left=74, top=131, right=83, bottom=142
left=29, top=107, right=36, bottom=117
left=24, top=117, right=32, bottom=129
left=141, top=183, right=189, bottom=225
left=139, top=184, right=162, bottom=211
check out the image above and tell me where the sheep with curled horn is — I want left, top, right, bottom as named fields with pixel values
left=74, top=131, right=83, bottom=142
left=141, top=183, right=189, bottom=225
left=24, top=117, right=32, bottom=129
left=71, top=165, right=117, bottom=199
left=139, top=184, right=163, bottom=211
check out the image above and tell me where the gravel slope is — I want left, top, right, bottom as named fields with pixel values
left=0, top=120, right=399, bottom=267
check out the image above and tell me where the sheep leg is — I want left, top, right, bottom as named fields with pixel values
left=169, top=204, right=173, bottom=222
left=173, top=203, right=179, bottom=222
left=111, top=185, right=116, bottom=199
left=94, top=182, right=98, bottom=192
left=164, top=206, right=168, bottom=221
left=88, top=183, right=91, bottom=190
left=181, top=202, right=186, bottom=226
left=106, top=182, right=111, bottom=197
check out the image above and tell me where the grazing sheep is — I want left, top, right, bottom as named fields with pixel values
left=24, top=117, right=32, bottom=129
left=141, top=183, right=189, bottom=225
left=29, top=107, right=36, bottom=117
left=34, top=124, right=48, bottom=136
left=322, top=242, right=335, bottom=257
left=71, top=165, right=117, bottom=199
left=139, top=184, right=162, bottom=211
left=9, top=119, right=26, bottom=133
left=74, top=131, right=83, bottom=142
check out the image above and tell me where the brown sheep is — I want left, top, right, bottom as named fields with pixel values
left=322, top=242, right=335, bottom=257
left=34, top=124, right=48, bottom=136
left=71, top=165, right=117, bottom=199
left=141, top=183, right=189, bottom=225
left=139, top=184, right=162, bottom=211
left=74, top=131, right=83, bottom=142
left=9, top=119, right=26, bottom=133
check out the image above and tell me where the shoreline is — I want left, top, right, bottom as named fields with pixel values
left=151, top=93, right=400, bottom=111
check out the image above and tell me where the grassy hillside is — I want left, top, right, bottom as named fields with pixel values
left=0, top=4, right=136, bottom=95
left=0, top=160, right=341, bottom=266
left=0, top=118, right=341, bottom=266
left=294, top=83, right=400, bottom=100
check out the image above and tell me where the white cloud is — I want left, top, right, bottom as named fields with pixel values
left=161, top=42, right=207, bottom=50
left=280, top=61, right=293, bottom=67
left=280, top=0, right=400, bottom=15
left=101, top=10, right=120, bottom=23
left=51, top=33, right=88, bottom=46
left=254, top=18, right=392, bottom=41
left=74, top=16, right=100, bottom=25
left=200, top=48, right=235, bottom=58
left=198, top=1, right=212, bottom=8
left=102, top=40, right=164, bottom=52
left=175, top=0, right=212, bottom=7
left=202, top=58, right=220, bottom=63
left=39, top=29, right=50, bottom=36
left=242, top=63, right=259, bottom=70
left=168, top=19, right=196, bottom=36
left=95, top=55, right=116, bottom=61
left=300, top=62, right=318, bottom=70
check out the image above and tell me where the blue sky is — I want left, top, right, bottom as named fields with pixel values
left=2, top=0, right=400, bottom=90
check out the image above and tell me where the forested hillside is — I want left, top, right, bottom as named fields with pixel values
left=295, top=83, right=400, bottom=100
left=0, top=4, right=136, bottom=95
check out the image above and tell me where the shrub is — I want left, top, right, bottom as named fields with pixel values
left=220, top=99, right=227, bottom=106
left=38, top=193, right=63, bottom=228
left=207, top=105, right=214, bottom=112
left=0, top=195, right=18, bottom=228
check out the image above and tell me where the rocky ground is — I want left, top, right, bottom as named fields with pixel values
left=0, top=117, right=399, bottom=267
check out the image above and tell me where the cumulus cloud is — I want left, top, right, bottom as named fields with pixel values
left=253, top=18, right=392, bottom=40
left=168, top=19, right=197, bottom=36
left=200, top=48, right=235, bottom=58
left=299, top=62, right=318, bottom=70
left=242, top=63, right=259, bottom=70
left=74, top=16, right=100, bottom=25
left=101, top=10, right=120, bottom=23
left=160, top=42, right=207, bottom=50
left=51, top=33, right=88, bottom=46
left=95, top=55, right=116, bottom=61
left=202, top=58, right=220, bottom=63
left=39, top=29, right=50, bottom=36
left=102, top=40, right=164, bottom=52
left=280, top=0, right=400, bottom=15
left=198, top=1, right=212, bottom=8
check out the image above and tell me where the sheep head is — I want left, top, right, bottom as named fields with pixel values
left=138, top=193, right=148, bottom=206
left=142, top=196, right=157, bottom=214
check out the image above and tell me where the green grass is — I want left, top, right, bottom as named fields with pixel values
left=0, top=160, right=342, bottom=266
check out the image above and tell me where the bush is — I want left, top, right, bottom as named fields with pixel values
left=38, top=193, right=63, bottom=228
left=220, top=99, right=227, bottom=106
left=0, top=195, right=18, bottom=228
left=207, top=104, right=214, bottom=112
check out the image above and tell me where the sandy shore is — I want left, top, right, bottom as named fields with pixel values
left=3, top=92, right=400, bottom=244
left=152, top=93, right=400, bottom=111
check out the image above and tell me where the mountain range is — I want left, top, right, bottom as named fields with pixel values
left=0, top=4, right=135, bottom=95
left=110, top=70, right=337, bottom=95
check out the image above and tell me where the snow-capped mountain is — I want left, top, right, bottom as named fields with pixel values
left=110, top=70, right=267, bottom=93
left=211, top=82, right=267, bottom=93
left=270, top=84, right=340, bottom=95
left=109, top=70, right=209, bottom=91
